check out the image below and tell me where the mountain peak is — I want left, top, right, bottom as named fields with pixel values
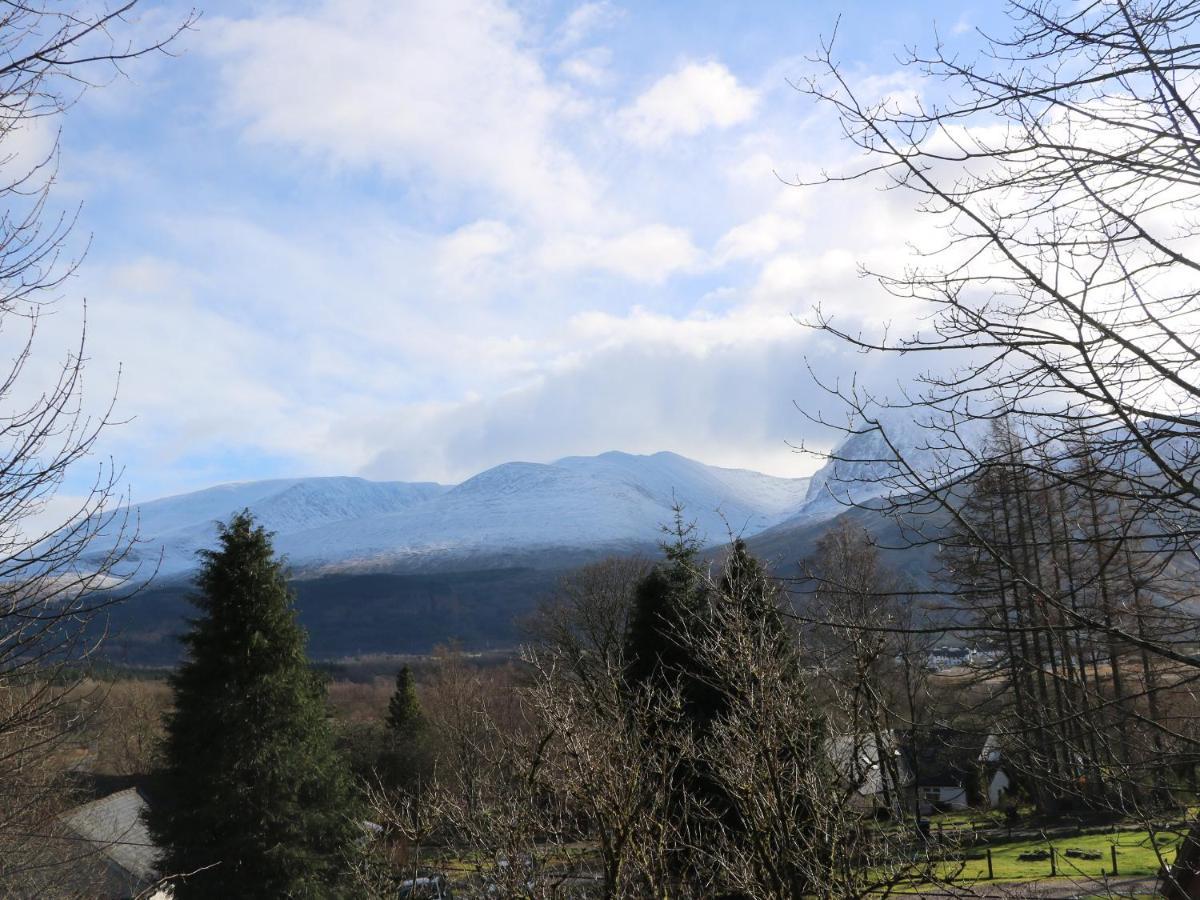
left=98, top=451, right=815, bottom=578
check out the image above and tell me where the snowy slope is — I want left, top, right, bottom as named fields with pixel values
left=279, top=451, right=811, bottom=569
left=111, top=477, right=448, bottom=576
left=802, top=415, right=991, bottom=513
left=105, top=452, right=812, bottom=577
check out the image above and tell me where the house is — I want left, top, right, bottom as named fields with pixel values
left=59, top=787, right=169, bottom=899
left=905, top=731, right=974, bottom=814
left=826, top=732, right=914, bottom=816
left=977, top=733, right=1015, bottom=807
left=985, top=768, right=1013, bottom=807
left=828, top=729, right=1000, bottom=816
left=903, top=728, right=985, bottom=815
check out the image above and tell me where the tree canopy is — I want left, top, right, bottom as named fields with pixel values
left=148, top=511, right=360, bottom=898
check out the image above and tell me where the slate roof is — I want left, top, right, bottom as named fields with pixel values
left=826, top=732, right=914, bottom=796
left=61, top=787, right=158, bottom=893
left=904, top=728, right=987, bottom=788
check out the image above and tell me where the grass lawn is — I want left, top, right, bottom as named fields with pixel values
left=934, top=828, right=1180, bottom=884
left=926, top=807, right=1011, bottom=829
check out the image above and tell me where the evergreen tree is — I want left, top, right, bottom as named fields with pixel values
left=721, top=538, right=780, bottom=630
left=623, top=508, right=722, bottom=726
left=386, top=665, right=425, bottom=735
left=381, top=663, right=433, bottom=792
left=148, top=511, right=360, bottom=898
left=712, top=538, right=826, bottom=897
left=622, top=509, right=742, bottom=894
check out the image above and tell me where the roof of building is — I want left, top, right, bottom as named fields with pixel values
left=61, top=787, right=158, bottom=887
left=905, top=728, right=987, bottom=788
left=979, top=733, right=1003, bottom=763
left=826, top=732, right=914, bottom=796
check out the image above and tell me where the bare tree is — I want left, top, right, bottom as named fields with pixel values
left=797, top=0, right=1200, bottom=638
left=522, top=557, right=672, bottom=898
left=796, top=4, right=1200, bottom=889
left=0, top=2, right=193, bottom=892
left=803, top=521, right=912, bottom=819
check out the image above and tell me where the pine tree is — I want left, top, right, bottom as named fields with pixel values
left=381, top=663, right=434, bottom=793
left=622, top=509, right=739, bottom=892
left=148, top=511, right=360, bottom=898
left=712, top=538, right=825, bottom=897
left=386, top=665, right=424, bottom=735
left=623, top=508, right=721, bottom=726
left=721, top=538, right=780, bottom=629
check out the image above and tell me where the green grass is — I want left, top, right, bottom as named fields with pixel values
left=934, top=828, right=1179, bottom=884
left=926, top=806, right=1023, bottom=829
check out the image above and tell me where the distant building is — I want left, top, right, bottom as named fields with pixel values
left=826, top=732, right=914, bottom=816
left=60, top=787, right=168, bottom=899
left=985, top=768, right=1013, bottom=807
left=828, top=728, right=992, bottom=816
left=905, top=729, right=982, bottom=814
left=977, top=733, right=1015, bottom=807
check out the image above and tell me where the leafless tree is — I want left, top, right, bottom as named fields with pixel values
left=358, top=644, right=609, bottom=899
left=798, top=0, right=1200, bottom=599
left=437, top=547, right=968, bottom=899
left=0, top=2, right=193, bottom=892
left=803, top=521, right=914, bottom=819
left=796, top=3, right=1200, bottom=890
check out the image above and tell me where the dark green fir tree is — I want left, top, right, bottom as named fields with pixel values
left=627, top=519, right=815, bottom=896
left=720, top=538, right=787, bottom=647
left=622, top=508, right=729, bottom=852
left=381, top=663, right=433, bottom=792
left=623, top=506, right=722, bottom=727
left=147, top=511, right=360, bottom=898
left=385, top=665, right=425, bottom=735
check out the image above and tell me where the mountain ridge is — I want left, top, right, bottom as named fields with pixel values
left=103, top=450, right=816, bottom=580
left=90, top=435, right=970, bottom=663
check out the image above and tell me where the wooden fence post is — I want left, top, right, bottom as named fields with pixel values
left=986, top=848, right=993, bottom=880
left=1050, top=846, right=1057, bottom=877
left=1111, top=843, right=1119, bottom=876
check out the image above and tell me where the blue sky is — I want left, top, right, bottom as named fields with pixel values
left=30, top=0, right=1000, bottom=502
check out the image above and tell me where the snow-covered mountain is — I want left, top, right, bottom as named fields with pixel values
left=802, top=414, right=992, bottom=513
left=94, top=434, right=980, bottom=662
left=108, top=451, right=813, bottom=578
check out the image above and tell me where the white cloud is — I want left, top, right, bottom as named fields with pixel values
left=555, top=2, right=621, bottom=50
left=715, top=210, right=807, bottom=263
left=206, top=0, right=599, bottom=225
left=561, top=47, right=613, bottom=85
left=49, top=0, right=985, bottom=504
left=618, top=61, right=759, bottom=147
left=567, top=306, right=788, bottom=352
left=354, top=327, right=825, bottom=483
left=435, top=220, right=517, bottom=299
left=538, top=224, right=701, bottom=283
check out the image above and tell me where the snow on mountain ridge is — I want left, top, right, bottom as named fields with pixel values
left=111, top=452, right=812, bottom=577
left=555, top=451, right=810, bottom=520
left=133, top=476, right=448, bottom=537
left=803, top=415, right=992, bottom=510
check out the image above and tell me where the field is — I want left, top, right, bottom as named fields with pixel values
left=913, top=825, right=1182, bottom=888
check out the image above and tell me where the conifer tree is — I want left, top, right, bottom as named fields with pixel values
left=386, top=665, right=425, bottom=735
left=148, top=511, right=360, bottom=898
left=380, top=663, right=433, bottom=791
left=623, top=509, right=721, bottom=726
left=721, top=538, right=780, bottom=630
left=622, top=509, right=742, bottom=893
